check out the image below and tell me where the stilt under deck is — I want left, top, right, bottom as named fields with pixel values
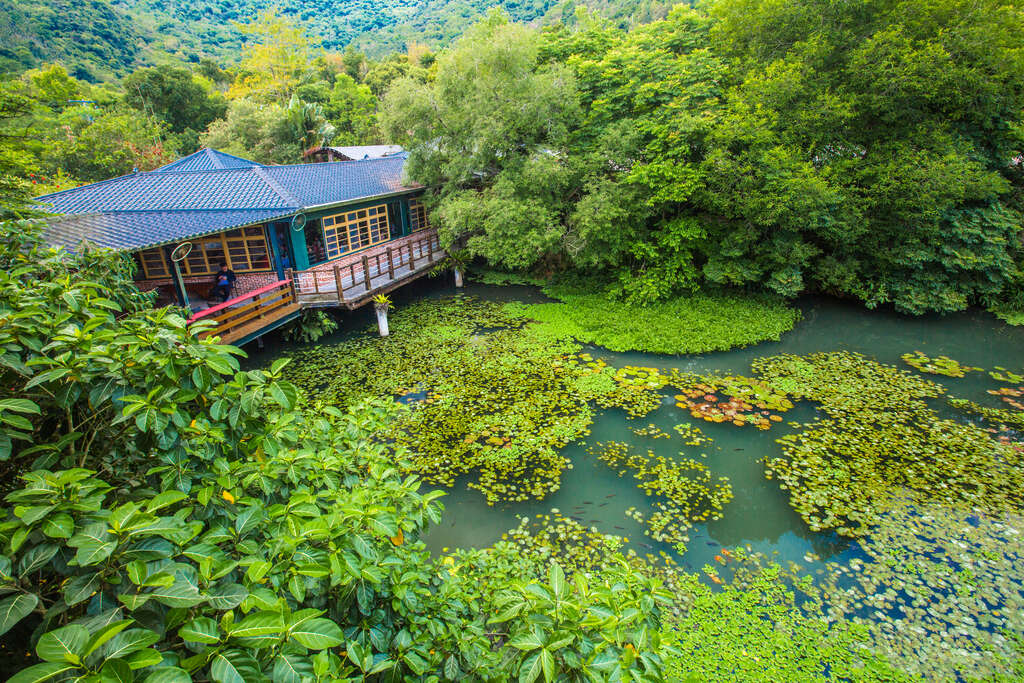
left=186, top=229, right=445, bottom=344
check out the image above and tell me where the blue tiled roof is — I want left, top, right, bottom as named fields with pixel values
left=34, top=150, right=420, bottom=252
left=262, top=154, right=412, bottom=207
left=152, top=148, right=262, bottom=173
left=43, top=209, right=296, bottom=252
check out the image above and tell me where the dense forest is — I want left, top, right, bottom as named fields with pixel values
left=0, top=0, right=678, bottom=78
left=3, top=0, right=1023, bottom=317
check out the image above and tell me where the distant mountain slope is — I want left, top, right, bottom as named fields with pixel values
left=0, top=0, right=144, bottom=80
left=1, top=0, right=679, bottom=78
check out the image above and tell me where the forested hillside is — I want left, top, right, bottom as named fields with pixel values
left=0, top=0, right=679, bottom=78
left=0, top=0, right=143, bottom=81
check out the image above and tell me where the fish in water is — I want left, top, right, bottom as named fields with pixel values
left=589, top=520, right=600, bottom=524
left=639, top=542, right=652, bottom=549
left=706, top=541, right=720, bottom=547
left=734, top=448, right=744, bottom=451
left=570, top=515, right=583, bottom=521
left=605, top=494, right=616, bottom=498
left=582, top=500, right=593, bottom=505
left=613, top=525, right=625, bottom=530
left=598, top=502, right=609, bottom=507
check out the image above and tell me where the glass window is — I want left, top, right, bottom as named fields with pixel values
left=320, top=204, right=391, bottom=256
left=135, top=248, right=169, bottom=278
left=409, top=198, right=430, bottom=232
left=304, top=222, right=326, bottom=265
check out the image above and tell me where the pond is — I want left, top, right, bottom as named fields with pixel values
left=252, top=278, right=1024, bottom=679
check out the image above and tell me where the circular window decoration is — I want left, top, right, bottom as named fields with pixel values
left=290, top=213, right=307, bottom=232
left=170, top=242, right=193, bottom=262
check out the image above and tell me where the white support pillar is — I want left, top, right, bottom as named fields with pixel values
left=454, top=267, right=464, bottom=288
left=376, top=307, right=390, bottom=337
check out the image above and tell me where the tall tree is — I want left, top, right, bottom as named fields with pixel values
left=123, top=65, right=227, bottom=137
left=382, top=11, right=581, bottom=268
left=228, top=9, right=316, bottom=103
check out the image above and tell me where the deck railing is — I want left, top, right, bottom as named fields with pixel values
left=187, top=279, right=299, bottom=344
left=290, top=230, right=443, bottom=305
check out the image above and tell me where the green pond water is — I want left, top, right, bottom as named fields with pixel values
left=252, top=280, right=1024, bottom=573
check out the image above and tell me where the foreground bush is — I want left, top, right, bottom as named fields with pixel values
left=0, top=220, right=673, bottom=681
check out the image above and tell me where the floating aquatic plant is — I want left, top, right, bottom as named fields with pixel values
left=989, top=367, right=1024, bottom=383
left=673, top=423, right=712, bottom=446
left=901, top=350, right=981, bottom=377
left=280, top=297, right=607, bottom=505
left=590, top=441, right=732, bottom=545
left=630, top=424, right=671, bottom=439
left=727, top=501, right=1024, bottom=680
left=752, top=352, right=1024, bottom=536
left=670, top=372, right=792, bottom=429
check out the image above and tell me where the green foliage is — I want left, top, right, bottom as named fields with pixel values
left=753, top=352, right=1024, bottom=536
left=124, top=65, right=228, bottom=139
left=0, top=219, right=678, bottom=681
left=662, top=565, right=910, bottom=681
left=199, top=100, right=303, bottom=164
left=282, top=309, right=338, bottom=344
left=41, top=106, right=176, bottom=181
left=518, top=283, right=801, bottom=354
left=900, top=350, right=981, bottom=377
left=281, top=297, right=604, bottom=505
left=591, top=440, right=733, bottom=545
left=0, top=0, right=142, bottom=80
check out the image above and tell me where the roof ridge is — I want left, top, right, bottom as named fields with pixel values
left=252, top=166, right=302, bottom=207
left=205, top=148, right=224, bottom=170
left=261, top=154, right=407, bottom=170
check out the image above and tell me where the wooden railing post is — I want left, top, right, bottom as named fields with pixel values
left=362, top=255, right=371, bottom=290
left=333, top=265, right=344, bottom=303
left=285, top=269, right=295, bottom=295
left=387, top=247, right=394, bottom=279
left=409, top=242, right=416, bottom=269
left=312, top=269, right=320, bottom=294
left=374, top=253, right=382, bottom=277
left=349, top=263, right=355, bottom=289
left=428, top=235, right=434, bottom=262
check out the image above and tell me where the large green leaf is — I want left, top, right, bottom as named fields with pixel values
left=98, top=658, right=131, bottom=683
left=209, top=649, right=260, bottom=683
left=101, top=629, right=160, bottom=660
left=206, top=582, right=247, bottom=610
left=227, top=610, right=285, bottom=639
left=63, top=572, right=101, bottom=606
left=83, top=620, right=132, bottom=658
left=41, top=513, right=74, bottom=539
left=180, top=617, right=220, bottom=644
left=0, top=593, right=38, bottom=636
left=6, top=662, right=79, bottom=683
left=141, top=667, right=191, bottom=683
left=289, top=617, right=343, bottom=649
left=148, top=578, right=202, bottom=608
left=518, top=652, right=542, bottom=683
left=37, top=624, right=89, bottom=663
left=272, top=654, right=314, bottom=683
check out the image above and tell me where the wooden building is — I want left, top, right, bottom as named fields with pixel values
left=36, top=148, right=443, bottom=345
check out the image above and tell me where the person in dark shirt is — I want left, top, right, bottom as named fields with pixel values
left=210, top=263, right=236, bottom=302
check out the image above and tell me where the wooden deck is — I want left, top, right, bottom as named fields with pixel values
left=290, top=230, right=444, bottom=309
left=187, top=279, right=300, bottom=345
left=185, top=230, right=446, bottom=345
